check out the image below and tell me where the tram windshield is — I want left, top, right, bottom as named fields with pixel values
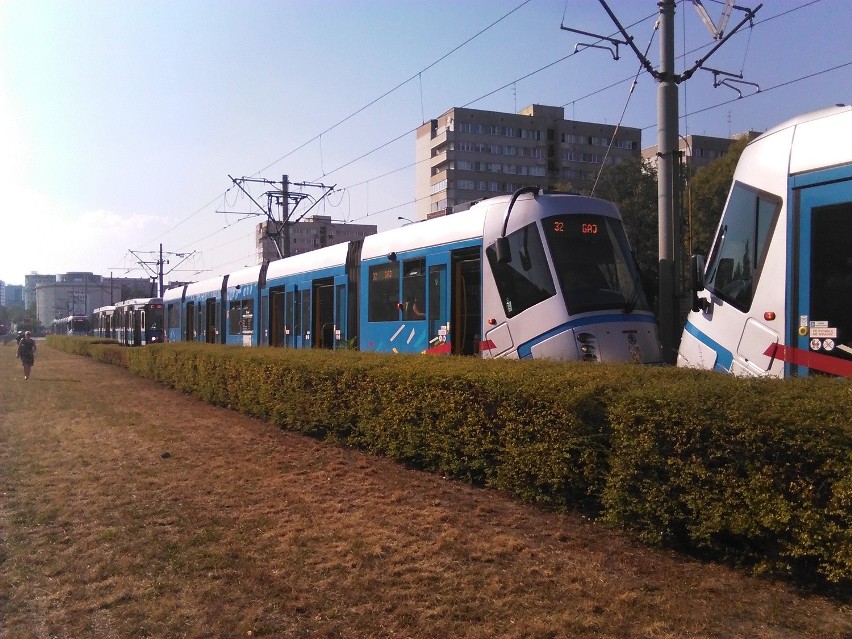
left=70, top=317, right=90, bottom=333
left=542, top=214, right=650, bottom=315
left=147, top=304, right=164, bottom=330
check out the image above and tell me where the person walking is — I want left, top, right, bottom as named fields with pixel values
left=16, top=330, right=36, bottom=380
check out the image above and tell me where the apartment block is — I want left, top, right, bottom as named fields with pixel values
left=415, top=104, right=642, bottom=219
left=23, top=273, right=57, bottom=310
left=256, top=216, right=377, bottom=262
left=4, top=284, right=24, bottom=307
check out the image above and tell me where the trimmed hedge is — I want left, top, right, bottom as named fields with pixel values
left=47, top=336, right=851, bottom=592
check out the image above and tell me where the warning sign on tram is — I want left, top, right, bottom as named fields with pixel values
left=810, top=327, right=837, bottom=338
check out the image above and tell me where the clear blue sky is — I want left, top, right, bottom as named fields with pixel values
left=1, top=0, right=850, bottom=286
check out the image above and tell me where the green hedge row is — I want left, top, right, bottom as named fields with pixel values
left=48, top=336, right=851, bottom=591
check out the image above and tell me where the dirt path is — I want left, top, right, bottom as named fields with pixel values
left=1, top=343, right=849, bottom=638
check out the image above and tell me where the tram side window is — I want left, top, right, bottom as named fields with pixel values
left=229, top=300, right=254, bottom=334
left=368, top=262, right=400, bottom=322
left=167, top=304, right=179, bottom=329
left=402, top=258, right=426, bottom=320
left=704, top=182, right=780, bottom=312
left=228, top=302, right=240, bottom=334
left=485, top=222, right=555, bottom=318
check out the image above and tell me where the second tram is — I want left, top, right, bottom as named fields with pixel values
left=679, top=105, right=852, bottom=377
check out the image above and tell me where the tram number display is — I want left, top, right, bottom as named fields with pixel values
left=372, top=268, right=396, bottom=281
left=552, top=220, right=599, bottom=234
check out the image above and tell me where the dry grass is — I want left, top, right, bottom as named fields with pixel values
left=0, top=343, right=849, bottom=638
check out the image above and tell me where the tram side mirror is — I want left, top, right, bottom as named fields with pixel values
left=690, top=254, right=705, bottom=292
left=495, top=237, right=512, bottom=264
left=690, top=254, right=712, bottom=314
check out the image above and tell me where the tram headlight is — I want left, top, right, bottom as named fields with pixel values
left=576, top=332, right=599, bottom=362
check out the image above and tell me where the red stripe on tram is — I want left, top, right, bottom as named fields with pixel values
left=425, top=342, right=452, bottom=355
left=763, top=343, right=852, bottom=378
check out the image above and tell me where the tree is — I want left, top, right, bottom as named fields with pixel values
left=593, top=158, right=660, bottom=307
left=686, top=135, right=750, bottom=258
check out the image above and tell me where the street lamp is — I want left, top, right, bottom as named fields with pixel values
left=397, top=216, right=414, bottom=225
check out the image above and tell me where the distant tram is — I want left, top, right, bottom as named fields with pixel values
left=111, top=298, right=165, bottom=346
left=162, top=190, right=662, bottom=363
left=52, top=315, right=91, bottom=336
left=91, top=305, right=117, bottom=339
left=679, top=105, right=852, bottom=377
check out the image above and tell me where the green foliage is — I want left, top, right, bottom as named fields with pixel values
left=688, top=136, right=749, bottom=257
left=50, top=336, right=852, bottom=592
left=604, top=371, right=852, bottom=586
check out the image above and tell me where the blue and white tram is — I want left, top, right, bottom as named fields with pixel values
left=53, top=315, right=91, bottom=336
left=164, top=265, right=265, bottom=346
left=165, top=191, right=661, bottom=363
left=91, top=305, right=116, bottom=339
left=113, top=297, right=165, bottom=346
left=679, top=105, right=852, bottom=377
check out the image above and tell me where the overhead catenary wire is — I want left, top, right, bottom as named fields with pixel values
left=181, top=53, right=851, bottom=272
left=127, top=0, right=536, bottom=267
left=254, top=0, right=536, bottom=177
left=137, top=5, right=663, bottom=266
left=346, top=59, right=852, bottom=227
left=591, top=20, right=660, bottom=196
left=322, top=2, right=835, bottom=202
left=131, top=0, right=837, bottom=278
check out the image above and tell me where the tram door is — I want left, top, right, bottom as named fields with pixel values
left=451, top=248, right=482, bottom=355
left=313, top=278, right=335, bottom=349
left=790, top=174, right=852, bottom=376
left=268, top=286, right=307, bottom=348
left=294, top=282, right=315, bottom=348
left=185, top=303, right=195, bottom=341
left=424, top=254, right=449, bottom=352
left=133, top=308, right=143, bottom=346
left=205, top=298, right=217, bottom=343
left=269, top=288, right=286, bottom=347
left=334, top=274, right=349, bottom=348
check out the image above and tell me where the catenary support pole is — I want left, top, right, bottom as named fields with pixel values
left=281, top=175, right=290, bottom=258
left=657, top=0, right=679, bottom=363
left=159, top=243, right=165, bottom=298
